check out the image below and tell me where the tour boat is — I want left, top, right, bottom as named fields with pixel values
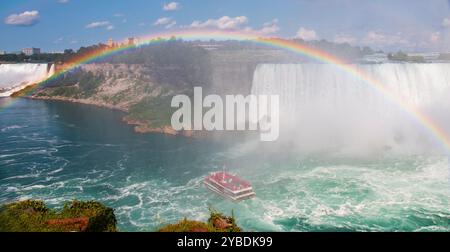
left=204, top=171, right=256, bottom=201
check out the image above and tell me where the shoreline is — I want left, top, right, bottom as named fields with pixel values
left=29, top=95, right=195, bottom=138
left=122, top=115, right=194, bottom=137
left=30, top=95, right=128, bottom=112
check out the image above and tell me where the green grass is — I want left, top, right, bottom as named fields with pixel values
left=128, top=94, right=177, bottom=128
left=50, top=86, right=81, bottom=98
left=158, top=218, right=216, bottom=232
left=41, top=71, right=105, bottom=98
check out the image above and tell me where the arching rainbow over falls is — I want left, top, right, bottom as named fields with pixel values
left=9, top=29, right=450, bottom=152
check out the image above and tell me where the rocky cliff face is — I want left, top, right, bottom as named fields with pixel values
left=35, top=63, right=166, bottom=111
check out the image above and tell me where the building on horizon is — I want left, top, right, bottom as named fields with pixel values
left=22, top=48, right=41, bottom=56
left=126, top=37, right=138, bottom=46
left=194, top=43, right=223, bottom=51
left=107, top=38, right=118, bottom=48
left=0, top=50, right=5, bottom=55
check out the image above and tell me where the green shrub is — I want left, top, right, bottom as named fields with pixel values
left=158, top=208, right=241, bottom=232
left=208, top=207, right=241, bottom=232
left=158, top=218, right=216, bottom=232
left=0, top=200, right=117, bottom=232
left=128, top=95, right=176, bottom=128
left=61, top=200, right=117, bottom=232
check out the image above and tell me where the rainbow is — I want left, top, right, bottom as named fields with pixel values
left=7, top=29, right=450, bottom=152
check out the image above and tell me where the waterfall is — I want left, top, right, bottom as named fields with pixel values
left=47, top=63, right=55, bottom=77
left=0, top=63, right=55, bottom=97
left=251, top=63, right=450, bottom=154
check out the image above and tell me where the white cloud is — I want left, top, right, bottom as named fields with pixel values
left=187, top=16, right=279, bottom=35
left=57, top=0, right=69, bottom=3
left=154, top=17, right=172, bottom=26
left=4, top=10, right=40, bottom=26
left=334, top=33, right=357, bottom=44
left=165, top=21, right=177, bottom=29
left=85, top=21, right=111, bottom=29
left=362, top=31, right=409, bottom=46
left=295, top=27, right=318, bottom=41
left=259, top=19, right=280, bottom=35
left=154, top=17, right=176, bottom=29
left=113, top=14, right=126, bottom=23
left=106, top=25, right=115, bottom=30
left=163, top=2, right=180, bottom=11
left=242, top=18, right=280, bottom=35
left=366, top=31, right=385, bottom=42
left=443, top=18, right=450, bottom=28
left=190, top=16, right=248, bottom=30
left=430, top=32, right=441, bottom=43
left=53, top=37, right=64, bottom=44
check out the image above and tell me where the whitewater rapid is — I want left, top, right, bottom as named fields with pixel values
left=0, top=63, right=55, bottom=97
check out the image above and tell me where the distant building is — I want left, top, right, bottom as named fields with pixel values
left=195, top=44, right=223, bottom=51
left=107, top=38, right=117, bottom=48
left=22, top=48, right=41, bottom=56
left=408, top=52, right=440, bottom=62
left=0, top=50, right=5, bottom=55
left=126, top=37, right=137, bottom=46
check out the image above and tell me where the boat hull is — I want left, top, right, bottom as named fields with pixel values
left=203, top=178, right=256, bottom=201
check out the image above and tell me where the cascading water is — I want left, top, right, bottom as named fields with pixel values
left=0, top=63, right=54, bottom=97
left=47, top=63, right=55, bottom=78
left=251, top=63, right=450, bottom=155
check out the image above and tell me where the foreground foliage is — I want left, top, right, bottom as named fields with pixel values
left=0, top=200, right=117, bottom=232
left=158, top=208, right=241, bottom=232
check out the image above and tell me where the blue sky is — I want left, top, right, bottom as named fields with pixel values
left=1, top=0, right=450, bottom=52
